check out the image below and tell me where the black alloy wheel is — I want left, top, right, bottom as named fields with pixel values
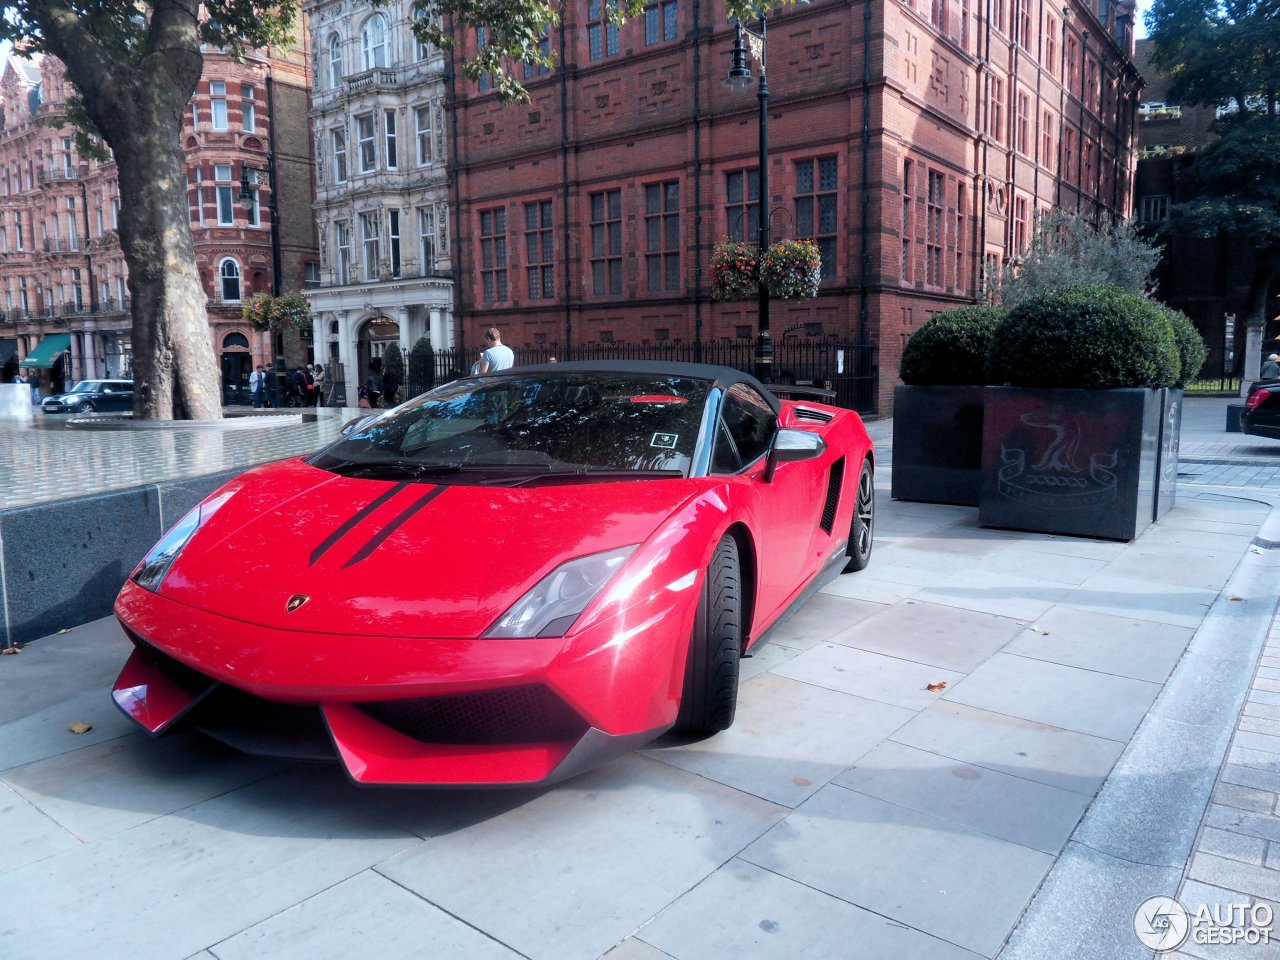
left=843, top=458, right=874, bottom=573
left=674, top=534, right=743, bottom=735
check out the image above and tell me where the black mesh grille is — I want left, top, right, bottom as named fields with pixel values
left=820, top=456, right=845, bottom=534
left=794, top=406, right=834, bottom=424
left=360, top=685, right=589, bottom=745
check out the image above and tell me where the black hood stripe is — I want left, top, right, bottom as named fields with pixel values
left=309, top=482, right=410, bottom=567
left=341, top=485, right=448, bottom=569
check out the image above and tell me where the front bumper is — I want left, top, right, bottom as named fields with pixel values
left=112, top=579, right=691, bottom=786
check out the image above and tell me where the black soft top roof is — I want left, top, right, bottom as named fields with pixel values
left=484, top=359, right=782, bottom=413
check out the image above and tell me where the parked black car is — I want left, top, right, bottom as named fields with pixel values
left=41, top=379, right=135, bottom=414
left=1241, top=380, right=1280, bottom=440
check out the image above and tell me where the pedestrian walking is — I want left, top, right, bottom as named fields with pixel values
left=1262, top=354, right=1280, bottom=380
left=312, top=363, right=326, bottom=406
left=477, top=327, right=514, bottom=373
left=365, top=364, right=383, bottom=408
left=249, top=365, right=267, bottom=408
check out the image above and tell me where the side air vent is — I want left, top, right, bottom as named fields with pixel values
left=794, top=406, right=834, bottom=424
left=820, top=456, right=845, bottom=534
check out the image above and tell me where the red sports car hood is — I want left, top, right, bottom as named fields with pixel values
left=156, top=459, right=700, bottom=638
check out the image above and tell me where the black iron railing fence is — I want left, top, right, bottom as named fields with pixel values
left=404, top=338, right=879, bottom=415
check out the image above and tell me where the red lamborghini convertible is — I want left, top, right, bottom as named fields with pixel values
left=113, top=361, right=875, bottom=786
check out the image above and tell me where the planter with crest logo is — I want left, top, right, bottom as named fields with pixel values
left=978, top=386, right=1162, bottom=542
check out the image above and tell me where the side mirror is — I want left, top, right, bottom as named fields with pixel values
left=341, top=414, right=376, bottom=436
left=764, top=427, right=827, bottom=482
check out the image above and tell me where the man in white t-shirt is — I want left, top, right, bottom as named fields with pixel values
left=477, top=327, right=515, bottom=373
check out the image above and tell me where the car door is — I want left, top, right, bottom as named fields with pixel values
left=712, top=383, right=825, bottom=626
left=112, top=382, right=134, bottom=412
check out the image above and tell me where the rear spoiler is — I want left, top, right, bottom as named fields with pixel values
left=768, top=384, right=837, bottom=403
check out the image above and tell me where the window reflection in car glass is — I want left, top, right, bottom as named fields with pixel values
left=313, top=373, right=712, bottom=479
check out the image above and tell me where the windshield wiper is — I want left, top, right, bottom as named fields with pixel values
left=500, top=468, right=685, bottom=487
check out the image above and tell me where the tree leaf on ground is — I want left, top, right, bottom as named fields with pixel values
left=68, top=721, right=92, bottom=734
left=926, top=681, right=948, bottom=692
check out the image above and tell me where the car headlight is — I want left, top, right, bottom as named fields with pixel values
left=484, top=545, right=637, bottom=639
left=131, top=491, right=233, bottom=592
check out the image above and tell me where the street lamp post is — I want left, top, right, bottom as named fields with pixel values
left=726, top=16, right=772, bottom=383
left=240, top=153, right=285, bottom=403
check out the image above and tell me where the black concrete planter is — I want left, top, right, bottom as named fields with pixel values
left=979, top=386, right=1162, bottom=541
left=890, top=385, right=985, bottom=507
left=1154, top=388, right=1183, bottom=522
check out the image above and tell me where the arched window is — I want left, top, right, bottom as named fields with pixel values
left=329, top=34, right=342, bottom=87
left=219, top=258, right=241, bottom=302
left=361, top=15, right=388, bottom=70
left=222, top=332, right=250, bottom=349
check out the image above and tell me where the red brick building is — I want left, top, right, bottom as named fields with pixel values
left=0, top=40, right=317, bottom=402
left=448, top=0, right=1139, bottom=413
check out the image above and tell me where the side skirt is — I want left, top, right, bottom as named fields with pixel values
left=744, top=546, right=848, bottom=657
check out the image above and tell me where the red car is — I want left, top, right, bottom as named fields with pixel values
left=113, top=362, right=875, bottom=786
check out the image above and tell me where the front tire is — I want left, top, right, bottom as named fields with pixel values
left=843, top=458, right=874, bottom=572
left=674, top=535, right=743, bottom=735
left=77, top=401, right=95, bottom=414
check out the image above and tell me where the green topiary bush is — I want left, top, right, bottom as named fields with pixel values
left=899, top=305, right=1006, bottom=385
left=1161, top=306, right=1208, bottom=388
left=986, top=285, right=1180, bottom=389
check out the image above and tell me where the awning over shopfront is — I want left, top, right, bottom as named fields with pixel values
left=18, top=334, right=70, bottom=369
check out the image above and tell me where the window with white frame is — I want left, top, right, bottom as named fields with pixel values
left=357, top=114, right=376, bottom=172
left=384, top=110, right=398, bottom=170
left=418, top=207, right=434, bottom=274
left=219, top=258, right=241, bottom=301
left=415, top=106, right=432, bottom=165
left=244, top=169, right=260, bottom=227
left=65, top=196, right=78, bottom=249
left=1140, top=195, right=1171, bottom=223
left=215, top=164, right=234, bottom=225
left=210, top=81, right=228, bottom=131
left=414, top=9, right=431, bottom=60
left=329, top=34, right=343, bottom=87
left=360, top=212, right=380, bottom=278
left=362, top=15, right=389, bottom=70
left=333, top=129, right=348, bottom=183
left=388, top=209, right=401, bottom=277
left=242, top=84, right=256, bottom=132
left=335, top=221, right=351, bottom=284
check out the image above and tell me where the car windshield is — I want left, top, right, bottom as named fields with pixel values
left=70, top=382, right=100, bottom=393
left=309, top=372, right=711, bottom=484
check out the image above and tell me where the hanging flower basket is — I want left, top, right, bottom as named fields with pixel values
left=241, top=291, right=313, bottom=334
left=761, top=238, right=822, bottom=300
left=710, top=240, right=761, bottom=301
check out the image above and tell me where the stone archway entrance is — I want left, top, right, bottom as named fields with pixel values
left=357, top=316, right=400, bottom=396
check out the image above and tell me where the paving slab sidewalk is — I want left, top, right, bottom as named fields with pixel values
left=2, top=400, right=1279, bottom=959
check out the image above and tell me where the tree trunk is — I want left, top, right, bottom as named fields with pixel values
left=33, top=0, right=223, bottom=420
left=114, top=127, right=224, bottom=420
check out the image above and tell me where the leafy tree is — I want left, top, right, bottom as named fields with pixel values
left=409, top=335, right=436, bottom=393
left=1168, top=115, right=1280, bottom=337
left=1145, top=0, right=1280, bottom=117
left=985, top=209, right=1162, bottom=308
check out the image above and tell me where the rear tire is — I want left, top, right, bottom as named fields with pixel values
left=674, top=535, right=743, bottom=734
left=843, top=458, right=874, bottom=572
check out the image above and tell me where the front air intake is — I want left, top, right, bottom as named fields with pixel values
left=360, top=684, right=589, bottom=745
